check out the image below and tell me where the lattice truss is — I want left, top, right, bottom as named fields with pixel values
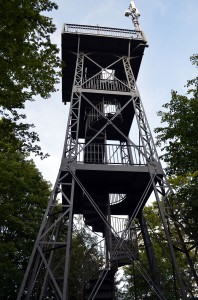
left=17, top=51, right=196, bottom=300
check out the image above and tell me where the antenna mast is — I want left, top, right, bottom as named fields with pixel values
left=125, top=0, right=141, bottom=31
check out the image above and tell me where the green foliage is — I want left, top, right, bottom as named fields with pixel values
left=155, top=54, right=198, bottom=177
left=155, top=54, right=198, bottom=239
left=155, top=93, right=198, bottom=176
left=0, top=113, right=49, bottom=158
left=0, top=144, right=51, bottom=299
left=0, top=1, right=61, bottom=298
left=0, top=0, right=60, bottom=111
left=120, top=204, right=194, bottom=299
left=0, top=0, right=61, bottom=158
left=154, top=54, right=198, bottom=295
left=121, top=55, right=198, bottom=299
left=0, top=92, right=51, bottom=300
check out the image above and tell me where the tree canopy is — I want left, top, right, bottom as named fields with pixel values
left=0, top=117, right=51, bottom=299
left=0, top=0, right=61, bottom=158
left=0, top=1, right=61, bottom=298
left=155, top=54, right=198, bottom=241
left=155, top=56, right=198, bottom=177
left=0, top=0, right=60, bottom=112
left=120, top=55, right=198, bottom=299
left=119, top=204, right=195, bottom=299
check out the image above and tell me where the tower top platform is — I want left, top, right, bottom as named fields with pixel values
left=62, top=23, right=148, bottom=103
left=62, top=23, right=146, bottom=40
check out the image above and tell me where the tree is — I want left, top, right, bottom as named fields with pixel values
left=0, top=0, right=60, bottom=112
left=0, top=112, right=49, bottom=158
left=0, top=0, right=61, bottom=158
left=119, top=204, right=196, bottom=299
left=0, top=118, right=51, bottom=299
left=154, top=54, right=198, bottom=239
left=121, top=55, right=198, bottom=299
left=0, top=1, right=62, bottom=298
left=154, top=54, right=198, bottom=294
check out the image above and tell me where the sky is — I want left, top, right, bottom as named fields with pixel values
left=24, top=0, right=198, bottom=184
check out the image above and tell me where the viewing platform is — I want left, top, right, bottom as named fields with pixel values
left=63, top=23, right=146, bottom=40
left=62, top=23, right=148, bottom=103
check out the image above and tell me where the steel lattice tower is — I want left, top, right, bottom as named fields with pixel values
left=18, top=2, right=188, bottom=300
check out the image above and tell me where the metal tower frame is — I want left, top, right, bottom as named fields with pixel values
left=17, top=11, right=192, bottom=300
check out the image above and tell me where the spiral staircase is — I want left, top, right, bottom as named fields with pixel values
left=81, top=98, right=139, bottom=299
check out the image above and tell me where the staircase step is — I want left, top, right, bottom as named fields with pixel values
left=84, top=268, right=117, bottom=300
left=110, top=235, right=134, bottom=266
left=85, top=221, right=104, bottom=230
left=84, top=220, right=105, bottom=233
left=85, top=290, right=113, bottom=299
left=86, top=198, right=107, bottom=203
left=85, top=206, right=106, bottom=211
left=87, top=281, right=113, bottom=290
left=92, top=225, right=105, bottom=233
left=111, top=257, right=131, bottom=267
left=84, top=215, right=101, bottom=222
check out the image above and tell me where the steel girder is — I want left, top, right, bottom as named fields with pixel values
left=65, top=52, right=84, bottom=161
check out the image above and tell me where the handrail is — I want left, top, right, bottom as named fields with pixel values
left=85, top=99, right=122, bottom=132
left=109, top=194, right=126, bottom=206
left=80, top=217, right=139, bottom=296
left=111, top=216, right=128, bottom=237
left=78, top=142, right=146, bottom=166
left=82, top=76, right=130, bottom=92
left=63, top=23, right=144, bottom=40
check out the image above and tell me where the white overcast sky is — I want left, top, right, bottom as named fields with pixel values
left=24, top=0, right=198, bottom=184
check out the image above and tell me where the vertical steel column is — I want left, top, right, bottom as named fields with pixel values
left=153, top=177, right=187, bottom=299
left=123, top=56, right=158, bottom=162
left=64, top=51, right=84, bottom=161
left=17, top=48, right=84, bottom=300
left=17, top=169, right=74, bottom=299
left=139, top=213, right=164, bottom=295
left=62, top=175, right=75, bottom=299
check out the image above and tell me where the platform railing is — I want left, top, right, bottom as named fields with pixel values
left=77, top=142, right=146, bottom=165
left=63, top=23, right=144, bottom=40
left=82, top=76, right=130, bottom=92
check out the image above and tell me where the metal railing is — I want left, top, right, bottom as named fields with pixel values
left=109, top=194, right=126, bottom=206
left=111, top=216, right=128, bottom=237
left=63, top=23, right=144, bottom=40
left=82, top=76, right=130, bottom=92
left=77, top=142, right=146, bottom=165
left=110, top=216, right=139, bottom=260
left=85, top=99, right=122, bottom=132
left=81, top=217, right=139, bottom=295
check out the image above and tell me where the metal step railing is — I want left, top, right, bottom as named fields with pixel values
left=110, top=216, right=139, bottom=261
left=85, top=99, right=122, bottom=133
left=81, top=216, right=139, bottom=298
left=109, top=193, right=126, bottom=205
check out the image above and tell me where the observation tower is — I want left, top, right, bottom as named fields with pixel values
left=18, top=1, right=187, bottom=299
